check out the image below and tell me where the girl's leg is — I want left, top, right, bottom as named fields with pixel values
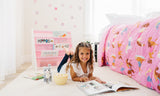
left=69, top=48, right=74, bottom=59
left=69, top=55, right=73, bottom=59
left=57, top=54, right=69, bottom=72
left=57, top=48, right=74, bottom=72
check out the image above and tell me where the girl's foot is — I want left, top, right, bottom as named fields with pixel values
left=64, top=48, right=70, bottom=55
left=64, top=48, right=74, bottom=55
left=70, top=48, right=74, bottom=55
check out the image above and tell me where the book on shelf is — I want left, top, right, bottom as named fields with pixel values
left=77, top=80, right=138, bottom=96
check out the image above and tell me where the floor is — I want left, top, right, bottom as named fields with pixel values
left=0, top=63, right=160, bottom=96
left=0, top=64, right=160, bottom=96
left=0, top=63, right=31, bottom=90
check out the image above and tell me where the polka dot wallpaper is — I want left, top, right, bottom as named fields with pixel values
left=32, top=0, right=85, bottom=47
left=23, top=0, right=85, bottom=62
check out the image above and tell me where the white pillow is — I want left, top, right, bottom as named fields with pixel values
left=146, top=12, right=160, bottom=19
left=106, top=13, right=144, bottom=25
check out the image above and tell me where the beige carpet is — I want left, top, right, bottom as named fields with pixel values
left=0, top=63, right=31, bottom=90
left=0, top=64, right=159, bottom=96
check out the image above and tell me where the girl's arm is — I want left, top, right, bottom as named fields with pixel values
left=70, top=65, right=89, bottom=82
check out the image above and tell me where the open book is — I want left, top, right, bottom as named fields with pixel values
left=77, top=80, right=138, bottom=96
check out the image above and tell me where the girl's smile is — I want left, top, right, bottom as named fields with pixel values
left=78, top=47, right=90, bottom=64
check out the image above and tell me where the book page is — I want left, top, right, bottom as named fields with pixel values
left=111, top=83, right=137, bottom=92
left=78, top=80, right=114, bottom=95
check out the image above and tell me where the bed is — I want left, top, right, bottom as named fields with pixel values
left=98, top=16, right=160, bottom=93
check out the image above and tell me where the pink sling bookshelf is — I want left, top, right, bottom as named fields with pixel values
left=32, top=30, right=72, bottom=69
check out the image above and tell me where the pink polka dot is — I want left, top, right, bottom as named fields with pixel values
left=79, top=6, right=82, bottom=10
left=61, top=23, right=64, bottom=26
left=54, top=7, right=58, bottom=10
left=34, top=0, right=37, bottom=3
left=35, top=11, right=39, bottom=15
left=69, top=5, right=72, bottom=8
left=70, top=16, right=74, bottom=19
left=44, top=25, right=48, bottom=29
left=61, top=4, right=64, bottom=7
left=35, top=21, right=38, bottom=25
left=54, top=18, right=57, bottom=21
left=73, top=25, right=77, bottom=28
left=48, top=4, right=52, bottom=7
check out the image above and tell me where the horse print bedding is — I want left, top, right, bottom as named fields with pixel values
left=98, top=16, right=160, bottom=93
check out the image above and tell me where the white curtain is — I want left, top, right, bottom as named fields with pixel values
left=0, top=0, right=17, bottom=81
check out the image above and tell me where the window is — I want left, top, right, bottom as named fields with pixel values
left=86, top=0, right=160, bottom=42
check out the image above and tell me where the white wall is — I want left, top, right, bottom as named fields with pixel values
left=22, top=0, right=85, bottom=63
left=23, top=0, right=34, bottom=63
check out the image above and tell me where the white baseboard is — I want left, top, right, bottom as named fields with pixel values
left=23, top=55, right=32, bottom=63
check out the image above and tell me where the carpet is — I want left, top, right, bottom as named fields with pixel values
left=0, top=64, right=159, bottom=96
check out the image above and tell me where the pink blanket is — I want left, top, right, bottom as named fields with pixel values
left=98, top=16, right=160, bottom=93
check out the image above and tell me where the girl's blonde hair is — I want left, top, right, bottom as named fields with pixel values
left=66, top=42, right=94, bottom=72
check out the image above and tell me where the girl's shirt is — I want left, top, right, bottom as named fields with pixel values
left=70, top=63, right=90, bottom=77
left=60, top=62, right=91, bottom=79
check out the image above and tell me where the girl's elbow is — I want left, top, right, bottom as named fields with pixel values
left=71, top=77, right=77, bottom=81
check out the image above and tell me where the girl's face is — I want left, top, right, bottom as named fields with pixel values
left=78, top=47, right=90, bottom=64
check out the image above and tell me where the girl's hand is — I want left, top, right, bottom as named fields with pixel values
left=89, top=76, right=106, bottom=84
left=94, top=78, right=106, bottom=84
left=80, top=77, right=89, bottom=82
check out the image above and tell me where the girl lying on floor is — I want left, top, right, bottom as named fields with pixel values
left=57, top=42, right=106, bottom=84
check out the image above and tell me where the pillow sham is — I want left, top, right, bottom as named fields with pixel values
left=106, top=13, right=144, bottom=25
left=146, top=11, right=160, bottom=19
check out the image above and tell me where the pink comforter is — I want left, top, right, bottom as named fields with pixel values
left=98, top=16, right=160, bottom=93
